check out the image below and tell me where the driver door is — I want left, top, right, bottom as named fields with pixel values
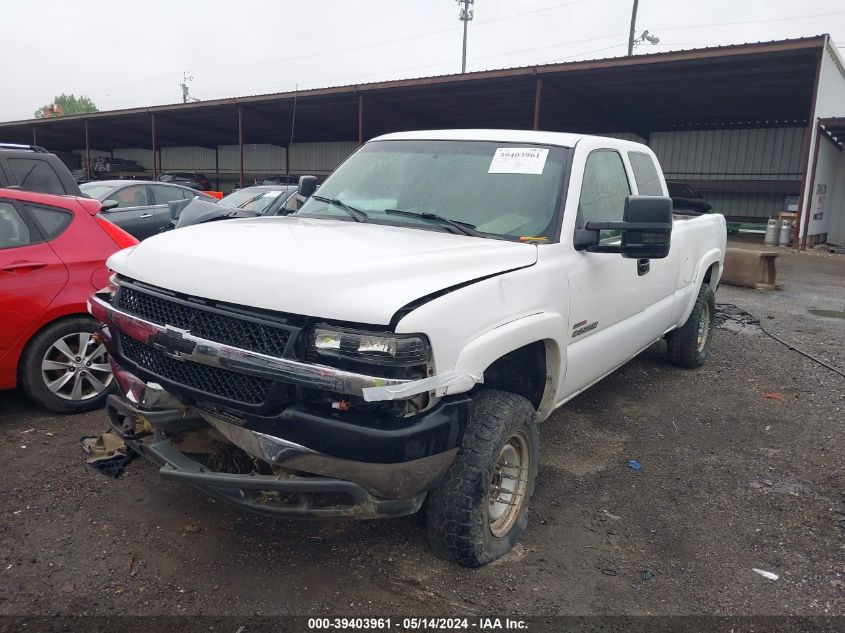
left=562, top=149, right=668, bottom=396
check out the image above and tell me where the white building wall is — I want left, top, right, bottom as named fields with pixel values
left=161, top=146, right=215, bottom=171
left=113, top=148, right=154, bottom=170
left=217, top=144, right=286, bottom=173
left=289, top=141, right=358, bottom=174
left=802, top=39, right=845, bottom=240
left=826, top=154, right=845, bottom=245
left=650, top=128, right=804, bottom=181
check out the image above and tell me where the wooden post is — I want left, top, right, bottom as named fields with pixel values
left=238, top=105, right=244, bottom=189
left=532, top=77, right=543, bottom=131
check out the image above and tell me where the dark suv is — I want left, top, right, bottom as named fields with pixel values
left=158, top=171, right=211, bottom=191
left=0, top=143, right=82, bottom=197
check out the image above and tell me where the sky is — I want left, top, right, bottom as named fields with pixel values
left=3, top=0, right=845, bottom=123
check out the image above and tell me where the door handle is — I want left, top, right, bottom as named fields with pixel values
left=637, top=258, right=650, bottom=276
left=1, top=261, right=47, bottom=273
left=139, top=213, right=153, bottom=218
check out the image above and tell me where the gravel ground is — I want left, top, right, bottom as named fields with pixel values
left=0, top=247, right=843, bottom=620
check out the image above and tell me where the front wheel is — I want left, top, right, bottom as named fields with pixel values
left=426, top=390, right=539, bottom=567
left=18, top=316, right=115, bottom=413
left=667, top=282, right=715, bottom=368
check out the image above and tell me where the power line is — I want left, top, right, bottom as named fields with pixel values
left=89, top=6, right=845, bottom=102
left=653, top=9, right=845, bottom=32
left=90, top=0, right=592, bottom=96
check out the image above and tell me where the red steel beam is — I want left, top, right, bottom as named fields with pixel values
left=84, top=120, right=90, bottom=181
left=238, top=105, right=244, bottom=189
left=533, top=77, right=543, bottom=131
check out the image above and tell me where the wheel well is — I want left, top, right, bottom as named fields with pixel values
left=481, top=341, right=546, bottom=410
left=703, top=262, right=719, bottom=286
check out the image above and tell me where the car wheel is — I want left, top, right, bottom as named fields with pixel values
left=667, top=282, right=715, bottom=368
left=19, top=316, right=114, bottom=413
left=426, top=389, right=539, bottom=567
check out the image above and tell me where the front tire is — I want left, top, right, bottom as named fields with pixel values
left=426, top=390, right=539, bottom=567
left=18, top=316, right=114, bottom=413
left=667, top=282, right=715, bottom=368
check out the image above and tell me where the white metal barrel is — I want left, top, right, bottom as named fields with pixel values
left=764, top=219, right=779, bottom=245
left=778, top=220, right=792, bottom=246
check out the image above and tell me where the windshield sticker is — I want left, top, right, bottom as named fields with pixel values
left=261, top=191, right=283, bottom=198
left=488, top=147, right=549, bottom=175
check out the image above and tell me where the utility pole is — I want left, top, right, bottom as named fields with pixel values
left=457, top=0, right=474, bottom=74
left=627, top=0, right=639, bottom=56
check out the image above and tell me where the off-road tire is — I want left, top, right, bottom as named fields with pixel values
left=18, top=316, right=114, bottom=413
left=667, top=282, right=715, bottom=368
left=426, top=389, right=539, bottom=567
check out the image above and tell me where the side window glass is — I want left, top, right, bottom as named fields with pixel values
left=284, top=192, right=300, bottom=212
left=26, top=205, right=73, bottom=240
left=0, top=201, right=35, bottom=249
left=114, top=185, right=149, bottom=208
left=578, top=150, right=630, bottom=242
left=7, top=158, right=65, bottom=195
left=152, top=184, right=192, bottom=205
left=628, top=152, right=663, bottom=196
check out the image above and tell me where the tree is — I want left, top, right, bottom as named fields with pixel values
left=34, top=94, right=98, bottom=119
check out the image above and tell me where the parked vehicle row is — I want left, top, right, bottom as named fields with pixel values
left=80, top=180, right=216, bottom=239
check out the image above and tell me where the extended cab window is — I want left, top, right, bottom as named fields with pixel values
left=628, top=151, right=663, bottom=196
left=578, top=150, right=630, bottom=242
left=0, top=201, right=34, bottom=249
left=6, top=158, right=65, bottom=195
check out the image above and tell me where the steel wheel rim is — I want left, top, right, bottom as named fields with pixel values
left=697, top=303, right=711, bottom=352
left=488, top=430, right=530, bottom=538
left=41, top=332, right=113, bottom=401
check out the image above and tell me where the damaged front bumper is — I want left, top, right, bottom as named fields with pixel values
left=106, top=374, right=466, bottom=519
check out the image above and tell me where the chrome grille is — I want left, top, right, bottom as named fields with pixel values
left=120, top=334, right=272, bottom=405
left=116, top=285, right=291, bottom=357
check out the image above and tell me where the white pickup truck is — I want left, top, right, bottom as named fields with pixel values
left=90, top=129, right=726, bottom=566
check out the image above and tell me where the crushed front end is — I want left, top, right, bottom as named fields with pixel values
left=89, top=276, right=477, bottom=519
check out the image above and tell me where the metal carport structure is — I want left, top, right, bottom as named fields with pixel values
left=1, top=35, right=843, bottom=248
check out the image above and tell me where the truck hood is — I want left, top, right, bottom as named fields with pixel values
left=107, top=216, right=538, bottom=325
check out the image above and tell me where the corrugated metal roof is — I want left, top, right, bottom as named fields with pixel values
left=0, top=35, right=828, bottom=152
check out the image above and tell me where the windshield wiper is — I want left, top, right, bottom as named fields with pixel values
left=311, top=195, right=368, bottom=222
left=383, top=209, right=483, bottom=237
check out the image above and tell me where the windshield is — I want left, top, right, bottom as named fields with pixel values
left=218, top=188, right=287, bottom=213
left=296, top=140, right=570, bottom=240
left=79, top=183, right=116, bottom=200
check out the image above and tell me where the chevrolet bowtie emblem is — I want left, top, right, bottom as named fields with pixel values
left=150, top=326, right=196, bottom=360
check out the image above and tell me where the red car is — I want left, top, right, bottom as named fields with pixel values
left=0, top=188, right=138, bottom=412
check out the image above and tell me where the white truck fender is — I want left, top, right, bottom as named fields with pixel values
left=679, top=247, right=723, bottom=323
left=452, top=312, right=567, bottom=418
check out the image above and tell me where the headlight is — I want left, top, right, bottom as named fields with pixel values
left=310, top=326, right=431, bottom=368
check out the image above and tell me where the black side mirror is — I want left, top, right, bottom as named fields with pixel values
left=574, top=195, right=672, bottom=259
left=297, top=175, right=317, bottom=198
left=101, top=199, right=119, bottom=212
